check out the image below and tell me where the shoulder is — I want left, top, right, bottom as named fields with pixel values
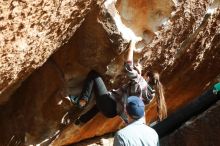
left=145, top=125, right=158, bottom=135
left=116, top=122, right=140, bottom=136
left=116, top=127, right=127, bottom=136
left=115, top=126, right=132, bottom=139
left=114, top=130, right=127, bottom=146
left=115, top=124, right=159, bottom=146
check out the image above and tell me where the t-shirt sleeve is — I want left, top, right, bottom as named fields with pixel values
left=113, top=133, right=126, bottom=146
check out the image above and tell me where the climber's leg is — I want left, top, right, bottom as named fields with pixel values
left=92, top=71, right=108, bottom=96
left=75, top=105, right=99, bottom=124
left=79, top=70, right=96, bottom=100
left=75, top=94, right=117, bottom=125
left=81, top=70, right=107, bottom=98
left=71, top=70, right=108, bottom=108
left=91, top=71, right=117, bottom=118
left=76, top=71, right=116, bottom=124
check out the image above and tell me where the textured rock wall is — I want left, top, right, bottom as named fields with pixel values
left=161, top=100, right=220, bottom=146
left=0, top=0, right=100, bottom=103
left=116, top=0, right=173, bottom=41
left=141, top=0, right=220, bottom=121
left=0, top=0, right=174, bottom=145
left=0, top=0, right=220, bottom=145
left=52, top=0, right=220, bottom=145
left=0, top=1, right=126, bottom=145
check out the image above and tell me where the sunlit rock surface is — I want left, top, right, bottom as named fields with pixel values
left=116, top=0, right=173, bottom=41
left=0, top=0, right=220, bottom=145
left=0, top=0, right=100, bottom=103
left=141, top=0, right=220, bottom=120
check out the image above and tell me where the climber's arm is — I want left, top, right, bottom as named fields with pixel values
left=126, top=41, right=135, bottom=64
left=124, top=41, right=139, bottom=80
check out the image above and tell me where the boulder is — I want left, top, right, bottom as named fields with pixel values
left=0, top=0, right=220, bottom=145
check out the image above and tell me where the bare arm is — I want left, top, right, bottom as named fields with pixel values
left=124, top=40, right=139, bottom=80
left=126, top=41, right=135, bottom=63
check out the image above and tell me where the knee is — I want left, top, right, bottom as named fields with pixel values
left=88, top=70, right=100, bottom=78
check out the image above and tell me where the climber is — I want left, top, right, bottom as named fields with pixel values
left=113, top=96, right=160, bottom=146
left=68, top=39, right=167, bottom=125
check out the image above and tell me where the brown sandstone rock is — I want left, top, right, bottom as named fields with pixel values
left=160, top=100, right=220, bottom=146
left=0, top=0, right=101, bottom=104
left=142, top=0, right=220, bottom=122
left=0, top=0, right=220, bottom=145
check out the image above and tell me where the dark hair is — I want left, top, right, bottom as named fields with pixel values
left=146, top=71, right=167, bottom=121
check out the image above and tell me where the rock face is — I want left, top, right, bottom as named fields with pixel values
left=116, top=0, right=174, bottom=41
left=0, top=0, right=220, bottom=145
left=0, top=0, right=100, bottom=103
left=161, top=100, right=220, bottom=146
left=142, top=0, right=220, bottom=121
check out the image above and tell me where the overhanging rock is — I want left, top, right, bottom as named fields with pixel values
left=0, top=0, right=220, bottom=145
left=0, top=0, right=103, bottom=104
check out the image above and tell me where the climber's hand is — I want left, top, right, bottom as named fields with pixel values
left=134, top=39, right=145, bottom=53
left=130, top=37, right=144, bottom=53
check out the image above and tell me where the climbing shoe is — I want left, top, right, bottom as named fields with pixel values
left=77, top=98, right=88, bottom=108
left=69, top=95, right=79, bottom=104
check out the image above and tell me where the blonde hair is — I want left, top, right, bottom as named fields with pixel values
left=147, top=72, right=167, bottom=121
left=134, top=63, right=167, bottom=121
left=154, top=73, right=167, bottom=121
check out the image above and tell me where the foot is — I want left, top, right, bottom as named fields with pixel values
left=68, top=95, right=79, bottom=104
left=68, top=95, right=88, bottom=108
left=78, top=98, right=88, bottom=108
